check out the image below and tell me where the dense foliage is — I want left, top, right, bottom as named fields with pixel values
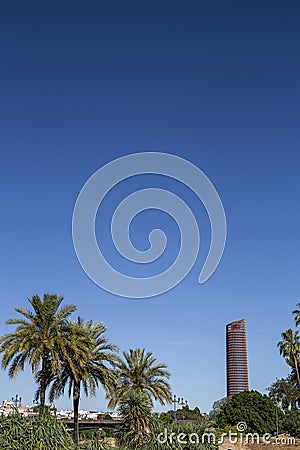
left=164, top=404, right=202, bottom=421
left=267, top=376, right=300, bottom=411
left=281, top=410, right=300, bottom=438
left=216, top=390, right=282, bottom=435
left=0, top=412, right=218, bottom=450
left=0, top=412, right=75, bottom=450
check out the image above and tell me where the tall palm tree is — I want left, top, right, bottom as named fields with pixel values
left=49, top=317, right=119, bottom=445
left=278, top=329, right=300, bottom=387
left=110, top=348, right=172, bottom=409
left=293, top=303, right=300, bottom=327
left=0, top=294, right=76, bottom=414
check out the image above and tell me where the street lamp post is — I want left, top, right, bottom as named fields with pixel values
left=172, top=394, right=188, bottom=420
left=275, top=402, right=279, bottom=437
left=172, top=394, right=177, bottom=419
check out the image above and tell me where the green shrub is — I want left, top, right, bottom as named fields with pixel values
left=0, top=412, right=75, bottom=450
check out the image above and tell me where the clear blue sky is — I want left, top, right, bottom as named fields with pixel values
left=1, top=1, right=300, bottom=413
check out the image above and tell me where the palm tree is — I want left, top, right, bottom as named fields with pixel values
left=293, top=303, right=300, bottom=327
left=49, top=317, right=119, bottom=445
left=110, top=348, right=172, bottom=409
left=278, top=329, right=300, bottom=387
left=0, top=294, right=76, bottom=415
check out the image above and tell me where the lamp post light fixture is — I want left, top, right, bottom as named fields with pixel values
left=275, top=401, right=279, bottom=437
left=172, top=394, right=188, bottom=420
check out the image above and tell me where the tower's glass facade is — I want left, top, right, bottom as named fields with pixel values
left=226, top=319, right=249, bottom=396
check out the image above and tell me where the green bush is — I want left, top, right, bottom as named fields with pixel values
left=0, top=413, right=116, bottom=450
left=216, top=390, right=282, bottom=435
left=0, top=412, right=75, bottom=450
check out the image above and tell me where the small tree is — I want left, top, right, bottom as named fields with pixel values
left=117, top=389, right=153, bottom=449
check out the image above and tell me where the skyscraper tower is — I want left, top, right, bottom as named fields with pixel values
left=226, top=319, right=249, bottom=397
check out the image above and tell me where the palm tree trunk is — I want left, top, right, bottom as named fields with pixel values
left=294, top=355, right=300, bottom=387
left=73, top=381, right=80, bottom=445
left=39, top=355, right=47, bottom=416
